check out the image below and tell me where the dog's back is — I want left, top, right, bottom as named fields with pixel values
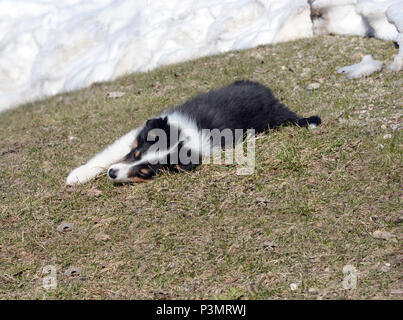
left=171, top=80, right=320, bottom=133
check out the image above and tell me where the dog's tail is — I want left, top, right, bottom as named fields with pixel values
left=296, top=115, right=321, bottom=128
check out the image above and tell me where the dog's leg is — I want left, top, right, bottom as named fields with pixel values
left=278, top=110, right=321, bottom=129
left=66, top=127, right=141, bottom=185
left=296, top=116, right=322, bottom=128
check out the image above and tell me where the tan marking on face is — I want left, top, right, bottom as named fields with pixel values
left=129, top=176, right=150, bottom=183
left=140, top=168, right=149, bottom=174
left=135, top=151, right=141, bottom=158
left=131, top=139, right=138, bottom=149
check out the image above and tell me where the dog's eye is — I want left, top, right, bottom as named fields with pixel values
left=134, top=150, right=141, bottom=159
left=138, top=167, right=152, bottom=178
left=124, top=148, right=141, bottom=162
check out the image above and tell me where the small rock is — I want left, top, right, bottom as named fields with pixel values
left=256, top=196, right=269, bottom=204
left=307, top=177, right=316, bottom=184
left=381, top=124, right=387, bottom=130
left=247, top=282, right=258, bottom=294
left=154, top=291, right=173, bottom=300
left=383, top=133, right=392, bottom=139
left=87, top=188, right=103, bottom=197
left=56, top=222, right=74, bottom=232
left=301, top=68, right=311, bottom=76
left=263, top=240, right=277, bottom=249
left=394, top=216, right=403, bottom=224
left=390, top=289, right=403, bottom=295
left=370, top=216, right=378, bottom=222
left=372, top=230, right=397, bottom=242
left=181, top=211, right=192, bottom=218
left=92, top=217, right=102, bottom=224
left=64, top=266, right=82, bottom=277
left=379, top=263, right=391, bottom=272
left=306, top=83, right=320, bottom=90
left=106, top=91, right=125, bottom=98
left=95, top=233, right=111, bottom=241
left=308, top=287, right=318, bottom=294
left=290, top=283, right=299, bottom=291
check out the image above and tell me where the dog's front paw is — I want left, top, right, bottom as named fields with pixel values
left=66, top=165, right=104, bottom=185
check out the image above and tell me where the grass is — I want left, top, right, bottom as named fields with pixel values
left=0, top=35, right=402, bottom=300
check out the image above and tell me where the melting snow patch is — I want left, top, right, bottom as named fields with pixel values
left=0, top=0, right=313, bottom=112
left=312, top=0, right=370, bottom=36
left=388, top=53, right=403, bottom=71
left=356, top=0, right=400, bottom=40
left=337, top=55, right=383, bottom=79
left=386, top=1, right=403, bottom=71
left=0, top=0, right=402, bottom=112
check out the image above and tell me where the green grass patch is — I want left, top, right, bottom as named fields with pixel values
left=0, top=35, right=401, bottom=299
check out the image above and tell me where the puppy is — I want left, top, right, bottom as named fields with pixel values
left=66, top=80, right=321, bottom=185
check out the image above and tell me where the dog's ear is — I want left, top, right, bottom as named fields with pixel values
left=146, top=116, right=168, bottom=129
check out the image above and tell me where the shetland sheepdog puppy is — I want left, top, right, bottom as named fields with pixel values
left=66, top=80, right=321, bottom=185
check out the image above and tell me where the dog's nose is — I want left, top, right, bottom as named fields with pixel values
left=108, top=168, right=118, bottom=179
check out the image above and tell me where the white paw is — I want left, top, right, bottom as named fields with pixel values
left=66, top=165, right=104, bottom=185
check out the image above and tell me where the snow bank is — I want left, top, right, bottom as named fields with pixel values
left=312, top=0, right=402, bottom=73
left=0, top=0, right=402, bottom=112
left=0, top=0, right=312, bottom=112
left=355, top=0, right=400, bottom=40
left=312, top=0, right=371, bottom=36
left=386, top=1, right=403, bottom=71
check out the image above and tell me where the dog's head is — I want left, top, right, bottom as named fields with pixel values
left=107, top=116, right=178, bottom=183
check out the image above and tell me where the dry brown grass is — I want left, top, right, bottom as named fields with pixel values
left=0, top=35, right=402, bottom=299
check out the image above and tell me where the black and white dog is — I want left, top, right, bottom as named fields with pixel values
left=66, top=80, right=321, bottom=185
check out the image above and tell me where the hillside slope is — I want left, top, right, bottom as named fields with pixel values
left=0, top=35, right=401, bottom=299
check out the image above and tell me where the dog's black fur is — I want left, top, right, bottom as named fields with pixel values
left=112, top=80, right=321, bottom=180
left=170, top=80, right=321, bottom=133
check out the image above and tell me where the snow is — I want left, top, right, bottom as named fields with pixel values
left=312, top=0, right=371, bottom=36
left=337, top=54, right=383, bottom=78
left=386, top=1, right=403, bottom=71
left=356, top=0, right=400, bottom=40
left=0, top=0, right=402, bottom=112
left=387, top=1, right=403, bottom=32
